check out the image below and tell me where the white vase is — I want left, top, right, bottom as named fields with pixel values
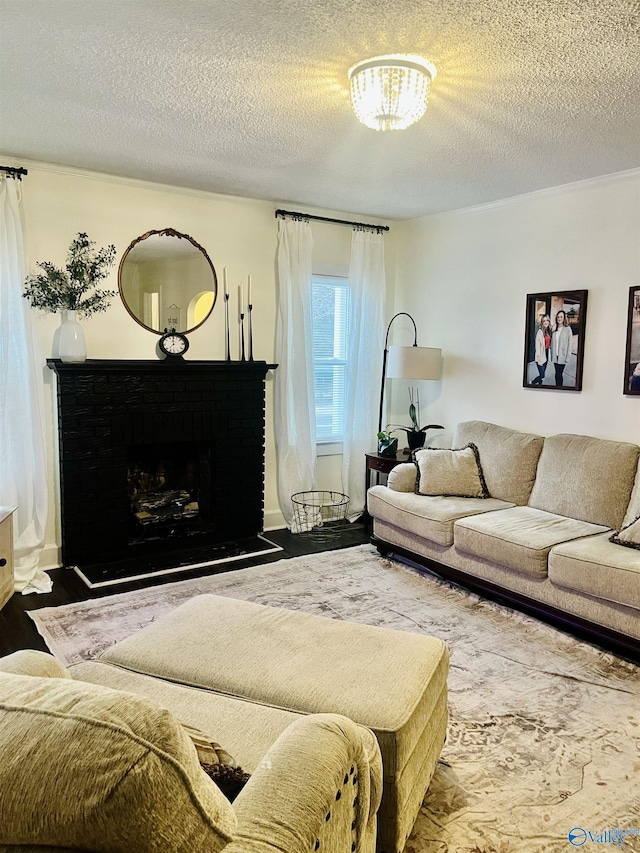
left=59, top=310, right=87, bottom=363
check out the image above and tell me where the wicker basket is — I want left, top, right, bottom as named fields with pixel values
left=291, top=491, right=350, bottom=539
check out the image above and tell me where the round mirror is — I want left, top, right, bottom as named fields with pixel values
left=118, top=228, right=217, bottom=334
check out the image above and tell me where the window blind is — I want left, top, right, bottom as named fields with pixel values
left=312, top=275, right=350, bottom=442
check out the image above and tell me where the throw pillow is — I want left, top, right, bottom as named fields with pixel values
left=609, top=515, right=640, bottom=550
left=0, top=673, right=237, bottom=852
left=414, top=443, right=489, bottom=498
left=180, top=721, right=251, bottom=802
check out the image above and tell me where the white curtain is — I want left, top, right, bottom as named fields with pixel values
left=342, top=228, right=386, bottom=519
left=275, top=217, right=317, bottom=530
left=0, top=176, right=51, bottom=593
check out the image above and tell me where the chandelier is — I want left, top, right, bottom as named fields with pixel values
left=348, top=55, right=436, bottom=131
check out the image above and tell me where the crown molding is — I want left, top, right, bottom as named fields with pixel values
left=417, top=167, right=640, bottom=222
left=0, top=155, right=277, bottom=207
left=2, top=154, right=637, bottom=223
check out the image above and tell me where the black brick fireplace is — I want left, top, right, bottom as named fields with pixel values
left=47, top=359, right=277, bottom=584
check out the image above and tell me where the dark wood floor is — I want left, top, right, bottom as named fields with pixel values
left=0, top=524, right=370, bottom=659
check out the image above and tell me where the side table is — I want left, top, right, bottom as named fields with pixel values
left=363, top=452, right=411, bottom=524
left=0, top=506, right=16, bottom=610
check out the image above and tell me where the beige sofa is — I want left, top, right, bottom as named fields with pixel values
left=0, top=648, right=383, bottom=853
left=368, top=420, right=640, bottom=660
left=1, top=593, right=451, bottom=853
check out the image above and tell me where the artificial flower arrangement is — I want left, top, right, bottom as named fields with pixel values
left=382, top=388, right=443, bottom=453
left=23, top=232, right=116, bottom=317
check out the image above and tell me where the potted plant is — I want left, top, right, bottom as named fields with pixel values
left=388, top=388, right=443, bottom=452
left=23, top=232, right=116, bottom=363
left=377, top=429, right=399, bottom=458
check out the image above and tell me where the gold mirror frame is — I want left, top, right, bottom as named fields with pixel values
left=118, top=228, right=218, bottom=335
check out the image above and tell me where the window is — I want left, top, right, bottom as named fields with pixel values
left=312, top=275, right=350, bottom=445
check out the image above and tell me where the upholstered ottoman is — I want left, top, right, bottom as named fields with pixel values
left=96, top=594, right=449, bottom=853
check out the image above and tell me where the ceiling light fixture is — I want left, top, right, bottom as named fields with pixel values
left=348, top=54, right=436, bottom=131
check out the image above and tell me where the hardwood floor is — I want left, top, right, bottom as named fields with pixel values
left=0, top=524, right=370, bottom=659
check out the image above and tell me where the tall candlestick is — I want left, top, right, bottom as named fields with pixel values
left=223, top=266, right=228, bottom=297
left=239, top=284, right=245, bottom=361
left=248, top=274, right=252, bottom=307
left=224, top=288, right=230, bottom=361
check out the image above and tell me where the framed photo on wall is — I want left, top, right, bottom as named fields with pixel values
left=623, top=286, right=640, bottom=396
left=523, top=290, right=588, bottom=391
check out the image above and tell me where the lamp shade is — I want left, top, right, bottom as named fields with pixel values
left=387, top=346, right=442, bottom=380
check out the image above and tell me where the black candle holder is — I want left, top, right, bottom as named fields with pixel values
left=248, top=303, right=254, bottom=361
left=224, top=292, right=231, bottom=361
left=240, top=312, right=246, bottom=361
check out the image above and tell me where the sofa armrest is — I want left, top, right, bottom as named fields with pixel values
left=0, top=650, right=71, bottom=679
left=225, top=713, right=382, bottom=853
left=387, top=462, right=417, bottom=493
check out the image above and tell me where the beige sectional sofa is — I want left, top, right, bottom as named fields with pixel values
left=368, top=420, right=640, bottom=660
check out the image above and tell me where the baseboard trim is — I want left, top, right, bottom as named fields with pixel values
left=38, top=544, right=62, bottom=573
left=264, top=509, right=286, bottom=531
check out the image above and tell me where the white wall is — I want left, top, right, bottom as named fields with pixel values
left=9, top=160, right=395, bottom=568
left=390, top=170, right=640, bottom=449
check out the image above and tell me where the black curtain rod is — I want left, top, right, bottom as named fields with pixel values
left=0, top=165, right=28, bottom=179
left=275, top=208, right=389, bottom=232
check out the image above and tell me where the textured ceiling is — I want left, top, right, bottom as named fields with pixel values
left=1, top=0, right=638, bottom=219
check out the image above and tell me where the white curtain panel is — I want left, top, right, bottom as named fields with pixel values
left=0, top=176, right=51, bottom=593
left=275, top=217, right=317, bottom=530
left=343, top=228, right=386, bottom=519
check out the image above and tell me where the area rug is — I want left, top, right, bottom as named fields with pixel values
left=29, top=544, right=640, bottom=853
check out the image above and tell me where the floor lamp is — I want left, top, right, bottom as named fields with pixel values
left=378, top=312, right=442, bottom=434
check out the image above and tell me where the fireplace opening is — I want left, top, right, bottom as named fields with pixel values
left=127, top=442, right=213, bottom=545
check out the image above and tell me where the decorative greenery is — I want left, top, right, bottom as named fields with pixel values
left=377, top=429, right=396, bottom=446
left=23, top=232, right=117, bottom=318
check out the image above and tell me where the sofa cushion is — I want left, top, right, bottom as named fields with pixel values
left=414, top=444, right=489, bottom=498
left=367, top=484, right=513, bottom=547
left=0, top=672, right=236, bottom=852
left=454, top=506, right=609, bottom=578
left=452, top=420, right=544, bottom=505
left=528, top=433, right=640, bottom=530
left=549, top=532, right=640, bottom=611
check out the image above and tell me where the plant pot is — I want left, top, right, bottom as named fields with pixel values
left=406, top=431, right=426, bottom=451
left=59, top=310, right=87, bottom=363
left=378, top=437, right=398, bottom=458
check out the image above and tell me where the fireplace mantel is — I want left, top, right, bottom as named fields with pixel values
left=47, top=358, right=277, bottom=375
left=47, top=359, right=277, bottom=574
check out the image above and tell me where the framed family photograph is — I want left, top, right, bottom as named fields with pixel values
left=623, top=286, right=640, bottom=396
left=523, top=290, right=588, bottom=391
